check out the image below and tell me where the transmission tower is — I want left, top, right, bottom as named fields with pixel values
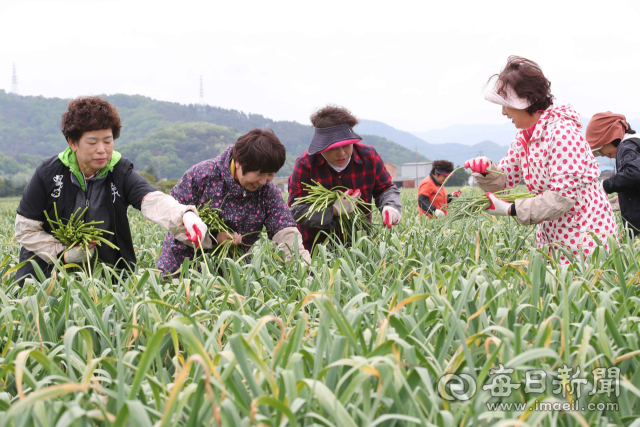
left=198, top=75, right=206, bottom=119
left=11, top=63, right=18, bottom=94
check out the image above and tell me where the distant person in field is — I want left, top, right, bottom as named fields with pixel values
left=288, top=105, right=402, bottom=251
left=417, top=160, right=461, bottom=218
left=14, top=96, right=211, bottom=284
left=464, top=56, right=618, bottom=263
left=587, top=112, right=640, bottom=237
left=156, top=129, right=310, bottom=276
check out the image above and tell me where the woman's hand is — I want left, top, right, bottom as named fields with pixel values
left=485, top=192, right=512, bottom=216
left=64, top=243, right=96, bottom=263
left=217, top=231, right=242, bottom=246
left=464, top=156, right=493, bottom=174
left=333, top=189, right=361, bottom=216
left=183, top=211, right=208, bottom=248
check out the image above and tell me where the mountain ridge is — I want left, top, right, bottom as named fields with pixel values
left=357, top=119, right=510, bottom=167
left=0, top=91, right=427, bottom=178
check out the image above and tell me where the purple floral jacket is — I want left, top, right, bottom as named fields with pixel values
left=156, top=145, right=296, bottom=274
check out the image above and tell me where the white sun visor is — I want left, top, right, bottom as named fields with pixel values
left=482, top=76, right=532, bottom=110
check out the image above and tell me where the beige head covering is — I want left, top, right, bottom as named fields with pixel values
left=482, top=76, right=531, bottom=110
left=586, top=112, right=629, bottom=151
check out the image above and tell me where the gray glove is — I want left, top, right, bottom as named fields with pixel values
left=333, top=189, right=361, bottom=216
left=63, top=244, right=96, bottom=263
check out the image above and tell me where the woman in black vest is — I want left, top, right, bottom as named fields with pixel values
left=14, top=96, right=210, bottom=283
left=586, top=112, right=640, bottom=237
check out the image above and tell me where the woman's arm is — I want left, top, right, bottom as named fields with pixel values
left=603, top=146, right=640, bottom=193
left=272, top=227, right=311, bottom=262
left=471, top=137, right=524, bottom=192
left=371, top=151, right=401, bottom=212
left=140, top=191, right=210, bottom=247
left=513, top=191, right=575, bottom=225
left=137, top=162, right=213, bottom=248
left=14, top=214, right=64, bottom=263
left=121, top=166, right=159, bottom=210
left=15, top=163, right=64, bottom=262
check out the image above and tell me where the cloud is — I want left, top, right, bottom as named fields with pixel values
left=2, top=0, right=640, bottom=131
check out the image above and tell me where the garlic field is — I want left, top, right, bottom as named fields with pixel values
left=0, top=189, right=639, bottom=427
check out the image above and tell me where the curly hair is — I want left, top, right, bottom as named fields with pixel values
left=61, top=96, right=122, bottom=142
left=492, top=56, right=554, bottom=115
left=431, top=160, right=454, bottom=174
left=310, top=105, right=359, bottom=128
left=232, top=128, right=286, bottom=174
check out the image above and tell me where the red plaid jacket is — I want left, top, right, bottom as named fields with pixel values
left=287, top=144, right=394, bottom=250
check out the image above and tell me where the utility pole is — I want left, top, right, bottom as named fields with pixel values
left=11, top=63, right=18, bottom=94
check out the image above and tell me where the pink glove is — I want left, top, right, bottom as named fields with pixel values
left=452, top=190, right=462, bottom=198
left=485, top=192, right=512, bottom=217
left=183, top=211, right=208, bottom=248
left=382, top=206, right=401, bottom=228
left=347, top=189, right=361, bottom=198
left=464, top=156, right=492, bottom=174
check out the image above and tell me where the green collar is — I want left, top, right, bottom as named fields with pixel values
left=58, top=147, right=122, bottom=191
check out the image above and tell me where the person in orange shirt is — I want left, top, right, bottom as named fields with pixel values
left=418, top=160, right=461, bottom=218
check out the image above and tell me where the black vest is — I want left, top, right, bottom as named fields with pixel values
left=17, top=155, right=155, bottom=277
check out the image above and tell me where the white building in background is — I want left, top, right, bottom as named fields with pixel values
left=394, top=162, right=433, bottom=188
left=400, top=162, right=432, bottom=179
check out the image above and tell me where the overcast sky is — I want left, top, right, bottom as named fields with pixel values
left=2, top=0, right=639, bottom=132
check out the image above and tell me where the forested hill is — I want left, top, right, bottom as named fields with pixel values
left=0, top=90, right=427, bottom=178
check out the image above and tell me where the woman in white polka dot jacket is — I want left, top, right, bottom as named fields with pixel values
left=464, top=56, right=618, bottom=263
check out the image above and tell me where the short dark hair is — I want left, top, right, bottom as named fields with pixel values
left=232, top=129, right=286, bottom=174
left=310, top=105, right=359, bottom=128
left=431, top=160, right=454, bottom=174
left=492, top=56, right=554, bottom=115
left=61, top=96, right=122, bottom=142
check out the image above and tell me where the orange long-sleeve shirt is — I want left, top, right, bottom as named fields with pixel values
left=418, top=175, right=448, bottom=217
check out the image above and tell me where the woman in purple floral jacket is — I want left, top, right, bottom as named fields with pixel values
left=156, top=129, right=310, bottom=275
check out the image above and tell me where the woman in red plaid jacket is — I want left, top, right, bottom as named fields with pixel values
left=288, top=106, right=402, bottom=250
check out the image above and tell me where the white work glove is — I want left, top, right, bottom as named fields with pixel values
left=609, top=195, right=620, bottom=212
left=434, top=209, right=445, bottom=219
left=333, top=189, right=361, bottom=216
left=63, top=243, right=96, bottom=263
left=486, top=192, right=512, bottom=216
left=382, top=206, right=401, bottom=228
left=183, top=211, right=211, bottom=249
left=464, top=156, right=493, bottom=174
